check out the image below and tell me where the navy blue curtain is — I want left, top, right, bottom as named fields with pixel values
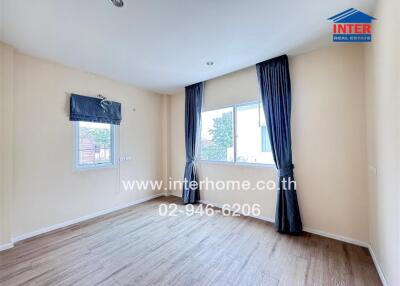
left=256, top=55, right=302, bottom=234
left=182, top=82, right=203, bottom=204
left=70, top=94, right=121, bottom=125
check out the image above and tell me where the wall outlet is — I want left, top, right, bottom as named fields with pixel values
left=120, top=156, right=132, bottom=162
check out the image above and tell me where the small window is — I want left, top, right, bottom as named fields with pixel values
left=236, top=103, right=274, bottom=164
left=200, top=107, right=234, bottom=162
left=74, top=121, right=116, bottom=169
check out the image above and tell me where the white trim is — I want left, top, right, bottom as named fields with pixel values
left=179, top=195, right=387, bottom=285
left=0, top=242, right=14, bottom=252
left=302, top=227, right=369, bottom=248
left=11, top=193, right=164, bottom=244
left=198, top=160, right=275, bottom=169
left=198, top=160, right=234, bottom=165
left=234, top=162, right=275, bottom=168
left=199, top=198, right=369, bottom=247
left=74, top=162, right=117, bottom=171
left=368, top=246, right=388, bottom=286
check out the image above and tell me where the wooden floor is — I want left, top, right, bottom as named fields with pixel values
left=0, top=196, right=381, bottom=286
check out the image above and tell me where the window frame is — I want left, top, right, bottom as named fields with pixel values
left=73, top=121, right=118, bottom=171
left=199, top=101, right=275, bottom=168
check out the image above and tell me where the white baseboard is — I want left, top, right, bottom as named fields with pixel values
left=11, top=193, right=165, bottom=244
left=0, top=242, right=14, bottom=252
left=199, top=199, right=369, bottom=247
left=1, top=193, right=388, bottom=286
left=199, top=198, right=390, bottom=285
left=368, top=246, right=388, bottom=286
left=302, top=227, right=369, bottom=248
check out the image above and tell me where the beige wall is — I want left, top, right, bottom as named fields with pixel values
left=0, top=43, right=14, bottom=246
left=365, top=0, right=400, bottom=285
left=1, top=45, right=165, bottom=242
left=0, top=13, right=397, bottom=283
left=169, top=44, right=369, bottom=243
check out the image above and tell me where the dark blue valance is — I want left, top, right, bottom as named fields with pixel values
left=70, top=94, right=121, bottom=125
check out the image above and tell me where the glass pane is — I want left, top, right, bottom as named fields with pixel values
left=236, top=103, right=274, bottom=164
left=200, top=107, right=234, bottom=162
left=78, top=122, right=112, bottom=165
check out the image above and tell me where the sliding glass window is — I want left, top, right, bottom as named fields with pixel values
left=200, top=102, right=274, bottom=166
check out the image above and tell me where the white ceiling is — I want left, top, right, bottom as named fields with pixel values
left=0, top=0, right=376, bottom=93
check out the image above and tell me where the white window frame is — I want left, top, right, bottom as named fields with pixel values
left=73, top=121, right=118, bottom=170
left=199, top=101, right=275, bottom=168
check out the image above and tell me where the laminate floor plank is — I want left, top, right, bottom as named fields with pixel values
left=0, top=196, right=381, bottom=286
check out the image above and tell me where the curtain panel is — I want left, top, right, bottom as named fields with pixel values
left=256, top=55, right=303, bottom=234
left=182, top=82, right=204, bottom=204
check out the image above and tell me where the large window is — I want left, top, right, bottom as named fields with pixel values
left=74, top=121, right=116, bottom=169
left=200, top=102, right=274, bottom=165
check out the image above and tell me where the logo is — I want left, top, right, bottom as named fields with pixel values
left=328, top=8, right=376, bottom=42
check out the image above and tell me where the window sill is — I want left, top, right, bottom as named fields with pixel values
left=198, top=160, right=275, bottom=169
left=73, top=163, right=117, bottom=171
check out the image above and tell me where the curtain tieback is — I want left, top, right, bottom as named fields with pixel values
left=278, top=164, right=294, bottom=177
left=186, top=159, right=196, bottom=164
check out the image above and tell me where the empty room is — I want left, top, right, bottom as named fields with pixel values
left=0, top=0, right=398, bottom=285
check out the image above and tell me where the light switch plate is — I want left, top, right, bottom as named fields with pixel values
left=368, top=165, right=377, bottom=175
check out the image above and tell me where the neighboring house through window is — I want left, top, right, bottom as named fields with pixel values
left=74, top=121, right=116, bottom=170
